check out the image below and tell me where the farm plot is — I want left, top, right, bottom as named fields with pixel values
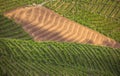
left=0, top=0, right=120, bottom=42
left=45, top=0, right=120, bottom=42
left=0, top=38, right=120, bottom=76
left=4, top=6, right=120, bottom=48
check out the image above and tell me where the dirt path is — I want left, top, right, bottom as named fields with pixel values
left=4, top=6, right=120, bottom=48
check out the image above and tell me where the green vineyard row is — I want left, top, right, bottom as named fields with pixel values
left=0, top=0, right=120, bottom=75
left=45, top=0, right=120, bottom=42
left=0, top=0, right=120, bottom=42
left=0, top=15, right=32, bottom=40
left=0, top=38, right=120, bottom=76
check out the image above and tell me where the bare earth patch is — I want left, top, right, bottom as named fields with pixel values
left=4, top=6, right=120, bottom=48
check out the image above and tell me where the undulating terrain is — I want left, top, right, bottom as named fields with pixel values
left=0, top=0, right=120, bottom=76
left=4, top=6, right=120, bottom=48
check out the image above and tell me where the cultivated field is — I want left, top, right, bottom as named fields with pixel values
left=0, top=15, right=32, bottom=40
left=4, top=6, right=120, bottom=48
left=0, top=38, right=120, bottom=76
left=1, top=0, right=120, bottom=42
left=0, top=0, right=120, bottom=76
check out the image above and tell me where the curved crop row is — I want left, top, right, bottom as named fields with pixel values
left=0, top=0, right=44, bottom=13
left=45, top=0, right=120, bottom=42
left=0, top=0, right=120, bottom=42
left=0, top=38, right=120, bottom=76
left=0, top=15, right=32, bottom=40
left=4, top=6, right=120, bottom=48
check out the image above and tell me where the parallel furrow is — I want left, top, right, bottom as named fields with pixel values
left=0, top=15, right=32, bottom=40
left=4, top=6, right=120, bottom=48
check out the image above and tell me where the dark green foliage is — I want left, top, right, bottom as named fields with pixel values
left=0, top=15, right=32, bottom=40
left=0, top=38, right=120, bottom=76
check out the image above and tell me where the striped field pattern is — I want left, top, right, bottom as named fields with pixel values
left=0, top=0, right=120, bottom=76
left=4, top=6, right=120, bottom=48
left=0, top=38, right=120, bottom=76
left=0, top=15, right=32, bottom=40
left=0, top=0, right=120, bottom=42
left=45, top=0, right=120, bottom=42
left=0, top=0, right=44, bottom=13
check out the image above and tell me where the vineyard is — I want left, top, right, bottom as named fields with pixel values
left=0, top=0, right=120, bottom=76
left=4, top=6, right=120, bottom=48
left=0, top=38, right=120, bottom=76
left=1, top=0, right=120, bottom=42
left=0, top=15, right=32, bottom=40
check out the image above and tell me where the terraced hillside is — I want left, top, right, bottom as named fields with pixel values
left=4, top=6, right=120, bottom=48
left=0, top=38, right=120, bottom=76
left=0, top=0, right=120, bottom=76
left=45, top=0, right=120, bottom=42
left=0, top=0, right=120, bottom=42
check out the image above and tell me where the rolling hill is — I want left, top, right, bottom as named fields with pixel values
left=0, top=0, right=120, bottom=76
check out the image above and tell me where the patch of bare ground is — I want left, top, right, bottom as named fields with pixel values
left=4, top=6, right=120, bottom=48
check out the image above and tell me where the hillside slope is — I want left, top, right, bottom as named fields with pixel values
left=0, top=15, right=32, bottom=40
left=0, top=0, right=120, bottom=42
left=0, top=0, right=120, bottom=76
left=0, top=38, right=120, bottom=76
left=4, top=6, right=120, bottom=48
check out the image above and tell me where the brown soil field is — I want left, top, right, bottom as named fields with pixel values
left=4, top=6, right=120, bottom=48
